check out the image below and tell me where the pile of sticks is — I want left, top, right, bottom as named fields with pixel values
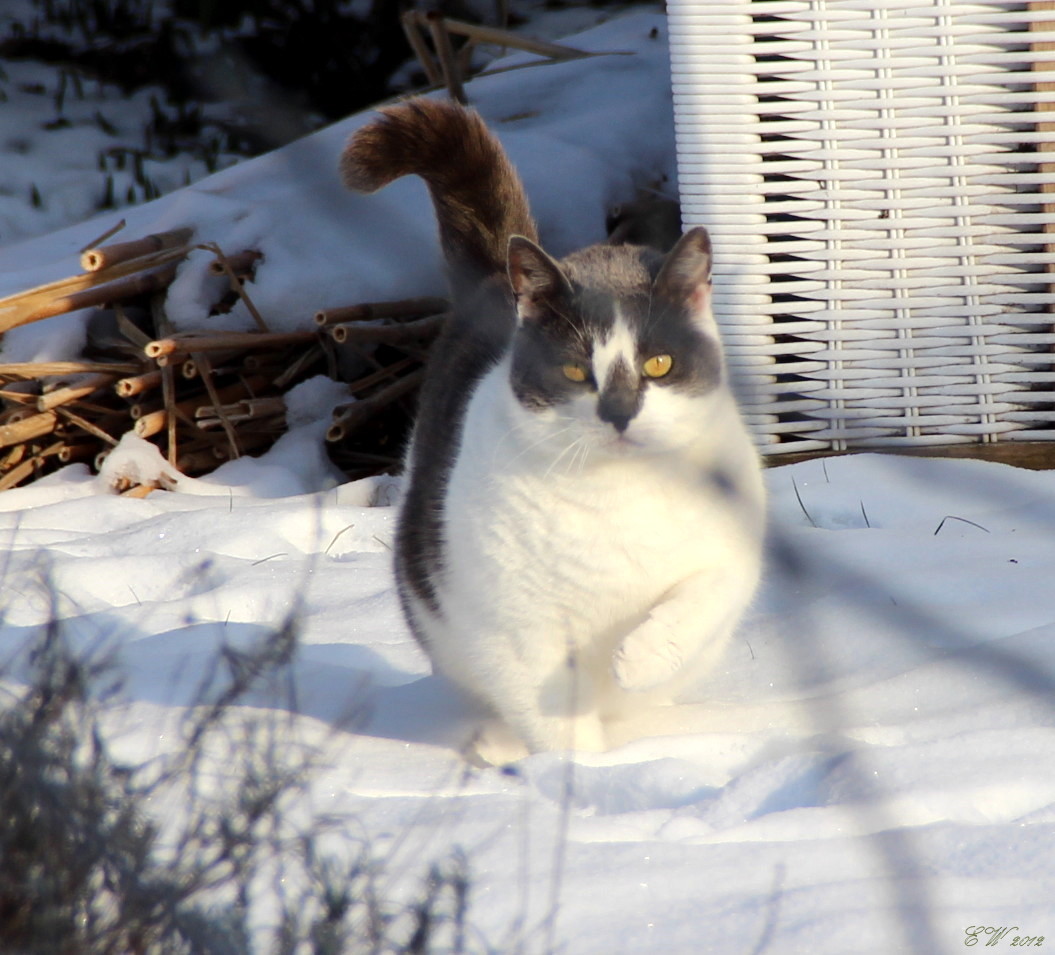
left=0, top=224, right=447, bottom=492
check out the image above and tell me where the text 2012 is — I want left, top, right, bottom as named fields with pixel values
left=965, top=927, right=1044, bottom=947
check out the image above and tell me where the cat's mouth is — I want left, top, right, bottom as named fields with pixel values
left=603, top=432, right=644, bottom=453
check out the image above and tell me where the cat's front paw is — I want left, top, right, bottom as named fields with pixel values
left=612, top=622, right=683, bottom=692
left=469, top=720, right=531, bottom=767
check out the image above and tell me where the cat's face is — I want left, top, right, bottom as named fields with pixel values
left=505, top=229, right=726, bottom=465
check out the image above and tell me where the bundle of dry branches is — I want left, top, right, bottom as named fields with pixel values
left=0, top=225, right=446, bottom=493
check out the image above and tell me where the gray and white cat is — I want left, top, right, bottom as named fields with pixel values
left=342, top=99, right=765, bottom=763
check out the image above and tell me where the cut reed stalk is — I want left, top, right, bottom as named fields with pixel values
left=120, top=483, right=158, bottom=498
left=0, top=361, right=139, bottom=378
left=314, top=296, right=449, bottom=327
left=0, top=390, right=39, bottom=405
left=326, top=369, right=424, bottom=443
left=162, top=361, right=177, bottom=466
left=0, top=249, right=186, bottom=333
left=183, top=349, right=246, bottom=378
left=37, top=374, right=116, bottom=412
left=116, top=369, right=163, bottom=398
left=57, top=442, right=96, bottom=464
left=56, top=407, right=120, bottom=446
left=0, top=262, right=180, bottom=334
left=1, top=407, right=36, bottom=425
left=115, top=307, right=153, bottom=349
left=176, top=448, right=222, bottom=473
left=132, top=409, right=167, bottom=439
left=346, top=356, right=419, bottom=395
left=195, top=394, right=285, bottom=420
left=0, top=411, right=58, bottom=449
left=1, top=444, right=25, bottom=470
left=145, top=331, right=315, bottom=359
left=195, top=395, right=286, bottom=429
left=273, top=345, right=324, bottom=389
left=80, top=227, right=193, bottom=272
left=0, top=441, right=64, bottom=490
left=330, top=314, right=447, bottom=345
left=134, top=375, right=269, bottom=439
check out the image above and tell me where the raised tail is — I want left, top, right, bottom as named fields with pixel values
left=340, top=98, right=538, bottom=295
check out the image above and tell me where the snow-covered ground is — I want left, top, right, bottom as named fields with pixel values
left=1, top=8, right=1054, bottom=954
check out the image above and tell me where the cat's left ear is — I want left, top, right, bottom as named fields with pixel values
left=508, top=235, right=573, bottom=322
left=653, top=227, right=713, bottom=317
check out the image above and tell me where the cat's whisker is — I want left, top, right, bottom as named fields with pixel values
left=574, top=435, right=594, bottom=475
left=492, top=413, right=562, bottom=450
left=502, top=422, right=578, bottom=470
left=545, top=433, right=590, bottom=480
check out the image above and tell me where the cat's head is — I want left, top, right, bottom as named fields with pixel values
left=503, top=227, right=728, bottom=463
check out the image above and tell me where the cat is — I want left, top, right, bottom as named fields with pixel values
left=341, top=98, right=766, bottom=764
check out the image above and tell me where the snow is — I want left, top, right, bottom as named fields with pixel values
left=1, top=8, right=1054, bottom=954
left=4, top=448, right=1054, bottom=952
left=0, top=0, right=244, bottom=248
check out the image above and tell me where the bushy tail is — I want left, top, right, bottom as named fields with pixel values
left=341, top=98, right=538, bottom=294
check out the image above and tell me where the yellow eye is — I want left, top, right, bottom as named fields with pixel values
left=562, top=363, right=588, bottom=383
left=643, top=354, right=673, bottom=379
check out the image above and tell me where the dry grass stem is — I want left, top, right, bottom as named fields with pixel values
left=401, top=10, right=444, bottom=85
left=427, top=12, right=468, bottom=104
left=207, top=249, right=262, bottom=276
left=55, top=407, right=120, bottom=447
left=198, top=241, right=269, bottom=332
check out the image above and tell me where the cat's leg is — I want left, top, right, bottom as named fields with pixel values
left=460, top=635, right=608, bottom=762
left=612, top=571, right=754, bottom=693
left=471, top=719, right=531, bottom=767
left=472, top=707, right=606, bottom=766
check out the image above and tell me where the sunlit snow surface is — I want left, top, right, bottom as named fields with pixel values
left=0, top=10, right=1054, bottom=954
left=1, top=445, right=1053, bottom=954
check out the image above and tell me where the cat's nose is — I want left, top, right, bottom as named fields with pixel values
left=597, top=362, right=641, bottom=433
left=597, top=393, right=637, bottom=433
left=601, top=409, right=632, bottom=433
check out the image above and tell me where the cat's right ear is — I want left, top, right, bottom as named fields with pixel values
left=653, top=226, right=713, bottom=317
left=507, top=236, right=573, bottom=322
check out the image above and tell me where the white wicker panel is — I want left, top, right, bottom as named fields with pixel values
left=667, top=0, right=1055, bottom=454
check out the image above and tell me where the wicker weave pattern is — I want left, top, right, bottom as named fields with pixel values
left=668, top=0, right=1055, bottom=454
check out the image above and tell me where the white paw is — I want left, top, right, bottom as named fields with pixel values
left=469, top=720, right=531, bottom=767
left=613, top=625, right=683, bottom=692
